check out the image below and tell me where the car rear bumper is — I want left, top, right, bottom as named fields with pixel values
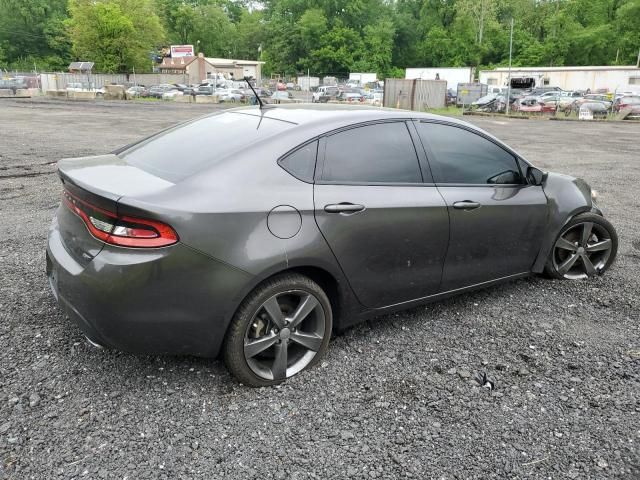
left=46, top=222, right=253, bottom=357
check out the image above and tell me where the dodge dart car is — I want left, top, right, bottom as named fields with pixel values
left=46, top=105, right=617, bottom=386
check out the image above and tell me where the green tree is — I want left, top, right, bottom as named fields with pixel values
left=0, top=0, right=71, bottom=70
left=67, top=0, right=164, bottom=73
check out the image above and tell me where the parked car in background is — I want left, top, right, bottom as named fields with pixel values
left=126, top=86, right=146, bottom=98
left=365, top=92, right=383, bottom=106
left=612, top=96, right=640, bottom=118
left=569, top=94, right=613, bottom=115
left=577, top=102, right=609, bottom=119
left=146, top=84, right=175, bottom=98
left=446, top=88, right=457, bottom=105
left=65, top=82, right=105, bottom=96
left=162, top=89, right=184, bottom=100
left=218, top=89, right=246, bottom=103
left=243, top=87, right=272, bottom=98
left=513, top=96, right=556, bottom=113
left=312, top=86, right=339, bottom=103
left=194, top=85, right=216, bottom=96
left=337, top=90, right=364, bottom=103
left=269, top=91, right=299, bottom=104
left=0, top=77, right=27, bottom=93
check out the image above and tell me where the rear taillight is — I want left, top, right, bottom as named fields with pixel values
left=62, top=189, right=178, bottom=248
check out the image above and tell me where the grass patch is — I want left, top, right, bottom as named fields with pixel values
left=424, top=106, right=464, bottom=117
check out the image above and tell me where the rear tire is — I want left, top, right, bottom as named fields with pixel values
left=545, top=213, right=617, bottom=280
left=223, top=273, right=332, bottom=387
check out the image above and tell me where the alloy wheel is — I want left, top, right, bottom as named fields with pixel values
left=552, top=221, right=613, bottom=279
left=243, top=290, right=326, bottom=381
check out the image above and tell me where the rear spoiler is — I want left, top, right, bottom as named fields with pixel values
left=57, top=154, right=174, bottom=203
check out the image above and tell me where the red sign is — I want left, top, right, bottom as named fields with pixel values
left=170, top=45, right=194, bottom=58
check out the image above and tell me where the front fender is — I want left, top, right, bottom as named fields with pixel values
left=532, top=173, right=598, bottom=272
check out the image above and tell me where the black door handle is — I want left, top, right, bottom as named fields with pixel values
left=453, top=201, right=481, bottom=210
left=324, top=203, right=365, bottom=214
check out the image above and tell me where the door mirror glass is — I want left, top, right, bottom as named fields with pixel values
left=487, top=170, right=521, bottom=184
left=526, top=166, right=546, bottom=186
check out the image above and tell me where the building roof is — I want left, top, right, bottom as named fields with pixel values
left=69, top=62, right=94, bottom=72
left=159, top=56, right=264, bottom=71
left=483, top=65, right=640, bottom=73
left=206, top=58, right=265, bottom=66
left=159, top=56, right=197, bottom=70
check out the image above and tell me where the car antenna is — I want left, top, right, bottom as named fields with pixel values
left=244, top=76, right=265, bottom=109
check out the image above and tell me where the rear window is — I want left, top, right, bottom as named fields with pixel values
left=120, top=112, right=292, bottom=182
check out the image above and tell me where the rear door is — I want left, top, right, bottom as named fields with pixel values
left=414, top=121, right=548, bottom=291
left=313, top=121, right=449, bottom=308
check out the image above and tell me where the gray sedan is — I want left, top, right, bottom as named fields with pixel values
left=46, top=105, right=617, bottom=386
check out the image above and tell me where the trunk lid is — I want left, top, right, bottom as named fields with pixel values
left=55, top=154, right=175, bottom=266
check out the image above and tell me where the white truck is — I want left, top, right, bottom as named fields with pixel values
left=349, top=73, right=377, bottom=86
left=312, top=85, right=339, bottom=103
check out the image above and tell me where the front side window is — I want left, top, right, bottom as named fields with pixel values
left=416, top=122, right=523, bottom=185
left=322, top=122, right=422, bottom=184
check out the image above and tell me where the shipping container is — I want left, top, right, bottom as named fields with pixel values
left=456, top=83, right=488, bottom=106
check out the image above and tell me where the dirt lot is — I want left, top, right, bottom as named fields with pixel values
left=0, top=98, right=638, bottom=479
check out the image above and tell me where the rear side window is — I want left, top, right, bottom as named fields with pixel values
left=279, top=141, right=318, bottom=182
left=416, top=122, right=523, bottom=185
left=120, top=112, right=293, bottom=182
left=321, top=122, right=422, bottom=184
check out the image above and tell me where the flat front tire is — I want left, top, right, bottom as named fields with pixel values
left=545, top=213, right=618, bottom=280
left=223, top=273, right=332, bottom=387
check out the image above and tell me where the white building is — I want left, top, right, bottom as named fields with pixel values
left=405, top=67, right=474, bottom=90
left=479, top=65, right=640, bottom=93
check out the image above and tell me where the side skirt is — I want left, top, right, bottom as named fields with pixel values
left=339, top=271, right=532, bottom=329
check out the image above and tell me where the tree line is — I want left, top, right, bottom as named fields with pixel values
left=1, top=0, right=639, bottom=76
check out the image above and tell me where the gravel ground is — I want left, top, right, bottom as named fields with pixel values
left=0, top=99, right=638, bottom=479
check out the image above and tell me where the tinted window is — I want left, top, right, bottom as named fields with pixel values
left=279, top=141, right=317, bottom=182
left=322, top=122, right=422, bottom=183
left=417, top=122, right=522, bottom=184
left=121, top=112, right=292, bottom=182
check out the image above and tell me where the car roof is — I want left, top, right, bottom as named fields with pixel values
left=228, top=104, right=456, bottom=127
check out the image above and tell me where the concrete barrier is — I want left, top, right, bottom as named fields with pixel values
left=0, top=89, right=12, bottom=97
left=195, top=95, right=216, bottom=103
left=46, top=90, right=67, bottom=97
left=14, top=88, right=40, bottom=97
left=68, top=91, right=97, bottom=100
left=175, top=95, right=195, bottom=103
left=104, top=85, right=125, bottom=100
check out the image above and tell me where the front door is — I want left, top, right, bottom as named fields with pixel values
left=414, top=121, right=548, bottom=291
left=314, top=121, right=449, bottom=308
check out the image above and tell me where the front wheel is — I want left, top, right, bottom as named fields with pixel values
left=545, top=213, right=618, bottom=280
left=223, top=273, right=332, bottom=387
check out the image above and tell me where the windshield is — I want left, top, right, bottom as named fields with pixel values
left=120, top=112, right=294, bottom=182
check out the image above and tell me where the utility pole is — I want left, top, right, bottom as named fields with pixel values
left=479, top=0, right=484, bottom=45
left=505, top=17, right=514, bottom=115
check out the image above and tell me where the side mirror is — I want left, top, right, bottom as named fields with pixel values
left=526, top=166, right=546, bottom=186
